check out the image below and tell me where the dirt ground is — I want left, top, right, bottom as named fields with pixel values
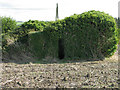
left=0, top=51, right=119, bottom=88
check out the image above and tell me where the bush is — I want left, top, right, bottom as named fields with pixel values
left=6, top=10, right=117, bottom=60
left=29, top=21, right=59, bottom=59
left=20, top=20, right=50, bottom=32
left=0, top=16, right=17, bottom=33
left=15, top=20, right=51, bottom=44
left=0, top=16, right=17, bottom=50
left=34, top=10, right=118, bottom=60
left=62, top=10, right=118, bottom=59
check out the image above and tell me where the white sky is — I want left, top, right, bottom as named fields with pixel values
left=0, top=0, right=119, bottom=21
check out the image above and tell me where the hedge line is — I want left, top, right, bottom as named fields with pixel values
left=28, top=10, right=118, bottom=60
left=1, top=10, right=118, bottom=61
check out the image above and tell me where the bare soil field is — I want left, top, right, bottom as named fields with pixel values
left=0, top=51, right=120, bottom=88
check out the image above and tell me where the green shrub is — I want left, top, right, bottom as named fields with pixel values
left=15, top=20, right=51, bottom=44
left=36, top=10, right=118, bottom=60
left=0, top=16, right=17, bottom=50
left=29, top=30, right=58, bottom=59
left=20, top=20, right=50, bottom=32
left=63, top=10, right=118, bottom=59
left=13, top=10, right=118, bottom=60
left=0, top=16, right=17, bottom=33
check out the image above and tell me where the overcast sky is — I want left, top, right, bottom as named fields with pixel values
left=0, top=0, right=119, bottom=21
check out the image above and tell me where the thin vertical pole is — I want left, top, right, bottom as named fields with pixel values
left=55, top=3, right=59, bottom=21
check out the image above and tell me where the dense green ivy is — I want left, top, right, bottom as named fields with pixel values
left=0, top=16, right=17, bottom=33
left=21, top=20, right=49, bottom=31
left=16, top=20, right=51, bottom=38
left=30, top=10, right=118, bottom=60
left=61, top=10, right=118, bottom=59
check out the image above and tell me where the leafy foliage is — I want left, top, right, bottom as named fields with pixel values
left=2, top=10, right=118, bottom=61
left=0, top=16, right=17, bottom=33
left=30, top=10, right=118, bottom=60
left=63, top=10, right=118, bottom=58
left=29, top=21, right=59, bottom=59
left=21, top=20, right=48, bottom=31
left=14, top=20, right=51, bottom=40
left=0, top=17, right=17, bottom=50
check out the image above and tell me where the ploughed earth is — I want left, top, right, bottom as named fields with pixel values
left=0, top=51, right=119, bottom=88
